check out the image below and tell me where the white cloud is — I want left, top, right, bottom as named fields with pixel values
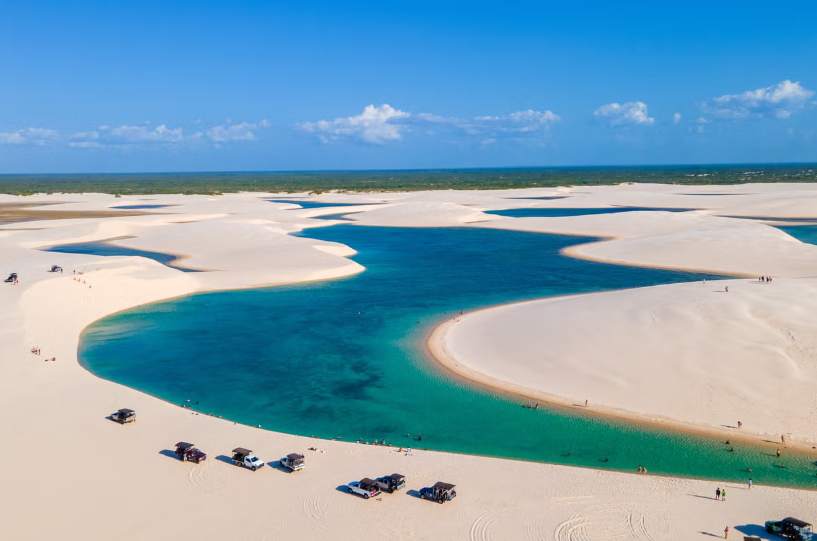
left=673, top=112, right=682, bottom=124
left=0, top=120, right=268, bottom=148
left=0, top=128, right=59, bottom=146
left=298, top=106, right=560, bottom=144
left=703, top=80, right=815, bottom=119
left=66, top=123, right=187, bottom=146
left=297, top=104, right=410, bottom=144
left=593, top=101, right=655, bottom=127
left=105, top=124, right=184, bottom=143
left=459, top=109, right=560, bottom=136
left=207, top=120, right=269, bottom=142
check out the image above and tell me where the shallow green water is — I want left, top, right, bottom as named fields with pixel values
left=79, top=225, right=817, bottom=488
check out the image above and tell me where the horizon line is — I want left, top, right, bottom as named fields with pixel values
left=2, top=160, right=817, bottom=177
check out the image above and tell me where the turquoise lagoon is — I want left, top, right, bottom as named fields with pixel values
left=78, top=225, right=817, bottom=488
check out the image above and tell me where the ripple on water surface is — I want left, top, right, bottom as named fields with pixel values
left=79, top=225, right=817, bottom=488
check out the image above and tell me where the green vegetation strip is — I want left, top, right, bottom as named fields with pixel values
left=1, top=164, right=816, bottom=195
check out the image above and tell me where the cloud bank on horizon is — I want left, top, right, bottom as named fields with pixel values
left=4, top=80, right=812, bottom=152
left=1, top=78, right=816, bottom=175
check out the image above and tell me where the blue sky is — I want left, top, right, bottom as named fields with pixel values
left=1, top=0, right=816, bottom=173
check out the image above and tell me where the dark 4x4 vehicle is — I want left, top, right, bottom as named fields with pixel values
left=419, top=482, right=457, bottom=504
left=174, top=442, right=207, bottom=463
left=766, top=517, right=813, bottom=540
left=110, top=408, right=136, bottom=424
left=374, top=474, right=406, bottom=494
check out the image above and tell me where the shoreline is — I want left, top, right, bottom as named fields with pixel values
left=425, top=302, right=817, bottom=456
left=67, top=220, right=814, bottom=464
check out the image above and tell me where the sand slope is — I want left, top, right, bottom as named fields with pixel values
left=434, top=278, right=817, bottom=444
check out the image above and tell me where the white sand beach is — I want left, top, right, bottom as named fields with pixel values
left=2, top=184, right=817, bottom=540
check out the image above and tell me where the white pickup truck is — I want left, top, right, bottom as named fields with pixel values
left=231, top=447, right=265, bottom=471
left=347, top=478, right=381, bottom=499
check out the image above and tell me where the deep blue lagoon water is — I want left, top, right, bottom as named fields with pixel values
left=79, top=225, right=817, bottom=488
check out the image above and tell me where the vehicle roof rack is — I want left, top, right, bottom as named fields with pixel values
left=783, top=518, right=812, bottom=528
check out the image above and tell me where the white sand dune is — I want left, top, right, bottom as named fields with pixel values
left=433, top=278, right=817, bottom=444
left=2, top=185, right=817, bottom=540
left=475, top=210, right=817, bottom=277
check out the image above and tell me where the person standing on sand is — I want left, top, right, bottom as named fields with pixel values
left=725, top=286, right=729, bottom=293
left=724, top=526, right=729, bottom=538
left=721, top=489, right=726, bottom=502
left=715, top=487, right=721, bottom=500
left=585, top=399, right=588, bottom=407
left=748, top=478, right=752, bottom=490
left=781, top=434, right=786, bottom=445
left=737, top=421, right=742, bottom=428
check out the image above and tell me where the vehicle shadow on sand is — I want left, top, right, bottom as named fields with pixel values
left=158, top=449, right=179, bottom=460
left=734, top=523, right=770, bottom=539
left=406, top=489, right=422, bottom=499
left=215, top=455, right=235, bottom=466
left=267, top=460, right=293, bottom=474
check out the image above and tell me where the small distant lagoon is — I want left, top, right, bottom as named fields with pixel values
left=777, top=224, right=817, bottom=246
left=44, top=240, right=200, bottom=272
left=485, top=207, right=696, bottom=218
left=79, top=225, right=817, bottom=488
left=111, top=204, right=176, bottom=209
left=267, top=199, right=379, bottom=209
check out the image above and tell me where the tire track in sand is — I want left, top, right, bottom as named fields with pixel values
left=553, top=503, right=654, bottom=541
